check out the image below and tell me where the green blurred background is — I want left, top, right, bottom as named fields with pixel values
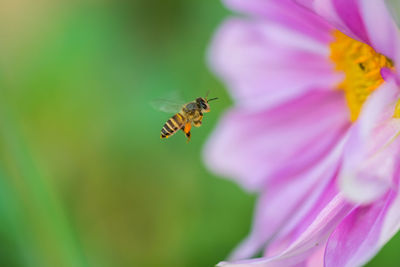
left=0, top=0, right=399, bottom=266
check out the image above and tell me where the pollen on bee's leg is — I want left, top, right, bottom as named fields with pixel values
left=183, top=123, right=192, bottom=133
left=181, top=123, right=192, bottom=143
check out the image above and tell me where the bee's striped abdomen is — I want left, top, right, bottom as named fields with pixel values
left=161, top=113, right=185, bottom=139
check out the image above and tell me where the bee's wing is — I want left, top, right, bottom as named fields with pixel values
left=151, top=99, right=185, bottom=113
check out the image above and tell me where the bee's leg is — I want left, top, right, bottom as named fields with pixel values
left=193, top=120, right=201, bottom=127
left=182, top=123, right=192, bottom=142
left=185, top=131, right=191, bottom=143
left=193, top=115, right=203, bottom=127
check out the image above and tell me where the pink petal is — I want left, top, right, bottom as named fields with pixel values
left=204, top=90, right=349, bottom=190
left=339, top=80, right=400, bottom=203
left=208, top=19, right=343, bottom=111
left=229, top=138, right=344, bottom=260
left=224, top=0, right=333, bottom=43
left=325, top=188, right=400, bottom=267
left=378, top=173, right=400, bottom=247
left=296, top=0, right=369, bottom=43
left=217, top=181, right=354, bottom=267
left=306, top=246, right=326, bottom=267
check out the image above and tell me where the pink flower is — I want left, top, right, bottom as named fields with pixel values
left=204, top=0, right=400, bottom=266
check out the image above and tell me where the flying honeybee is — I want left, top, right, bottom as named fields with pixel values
left=157, top=95, right=218, bottom=142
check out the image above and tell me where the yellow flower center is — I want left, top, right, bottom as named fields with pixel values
left=330, top=30, right=394, bottom=121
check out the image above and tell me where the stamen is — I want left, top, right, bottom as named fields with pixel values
left=330, top=31, right=394, bottom=121
left=394, top=101, right=400, bottom=118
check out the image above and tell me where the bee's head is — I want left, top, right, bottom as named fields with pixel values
left=196, top=97, right=210, bottom=112
left=196, top=96, right=218, bottom=113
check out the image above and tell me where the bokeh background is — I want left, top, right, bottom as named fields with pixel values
left=0, top=0, right=400, bottom=266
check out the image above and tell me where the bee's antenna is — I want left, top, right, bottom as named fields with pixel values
left=205, top=90, right=210, bottom=99
left=207, top=97, right=218, bottom=102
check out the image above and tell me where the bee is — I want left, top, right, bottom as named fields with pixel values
left=158, top=96, right=218, bottom=142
